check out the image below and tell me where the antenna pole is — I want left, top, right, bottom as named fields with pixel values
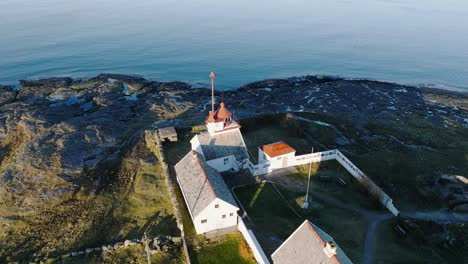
left=210, top=71, right=216, bottom=112
left=303, top=147, right=314, bottom=209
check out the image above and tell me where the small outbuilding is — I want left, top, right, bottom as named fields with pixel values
left=158, top=127, right=177, bottom=142
left=258, top=141, right=296, bottom=171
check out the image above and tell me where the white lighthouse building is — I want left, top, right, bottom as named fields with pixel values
left=190, top=101, right=249, bottom=172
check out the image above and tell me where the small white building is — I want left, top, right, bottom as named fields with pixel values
left=272, top=220, right=353, bottom=264
left=191, top=102, right=249, bottom=172
left=258, top=141, right=296, bottom=172
left=175, top=151, right=239, bottom=235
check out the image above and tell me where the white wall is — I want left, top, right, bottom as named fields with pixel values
left=288, top=150, right=337, bottom=166
left=190, top=135, right=204, bottom=155
left=193, top=198, right=239, bottom=234
left=207, top=155, right=238, bottom=172
left=265, top=152, right=296, bottom=171
left=207, top=121, right=225, bottom=135
left=237, top=217, right=270, bottom=264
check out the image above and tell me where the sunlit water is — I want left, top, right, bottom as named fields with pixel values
left=1, top=0, right=468, bottom=91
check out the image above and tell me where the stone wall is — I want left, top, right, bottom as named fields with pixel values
left=145, top=129, right=191, bottom=264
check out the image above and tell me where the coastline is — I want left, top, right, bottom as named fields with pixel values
left=2, top=73, right=465, bottom=130
left=1, top=73, right=467, bottom=94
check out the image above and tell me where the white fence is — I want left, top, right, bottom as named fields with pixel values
left=288, top=150, right=337, bottom=166
left=247, top=149, right=399, bottom=216
left=334, top=150, right=399, bottom=216
left=238, top=217, right=270, bottom=264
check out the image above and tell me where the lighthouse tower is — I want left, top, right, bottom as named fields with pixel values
left=205, top=72, right=240, bottom=136
left=206, top=102, right=239, bottom=135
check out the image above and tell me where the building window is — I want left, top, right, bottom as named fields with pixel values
left=223, top=157, right=229, bottom=165
left=215, top=204, right=219, bottom=208
left=222, top=215, right=226, bottom=219
left=230, top=213, right=234, bottom=217
left=201, top=219, right=207, bottom=224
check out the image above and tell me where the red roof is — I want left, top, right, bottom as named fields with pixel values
left=213, top=102, right=231, bottom=120
left=260, top=141, right=296, bottom=158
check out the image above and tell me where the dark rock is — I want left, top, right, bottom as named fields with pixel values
left=19, top=77, right=73, bottom=88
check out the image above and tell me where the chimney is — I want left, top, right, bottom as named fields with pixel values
left=323, top=241, right=337, bottom=258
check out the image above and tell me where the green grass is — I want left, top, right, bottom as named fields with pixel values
left=235, top=182, right=368, bottom=262
left=190, top=233, right=255, bottom=264
left=58, top=245, right=185, bottom=264
left=243, top=112, right=468, bottom=211
left=164, top=128, right=195, bottom=167
left=374, top=219, right=445, bottom=264
left=288, top=161, right=382, bottom=211
left=0, top=139, right=180, bottom=262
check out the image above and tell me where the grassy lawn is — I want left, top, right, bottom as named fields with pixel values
left=112, top=161, right=179, bottom=239
left=164, top=128, right=196, bottom=167
left=373, top=219, right=445, bottom=264
left=243, top=112, right=468, bottom=211
left=235, top=182, right=368, bottom=262
left=190, top=232, right=255, bottom=264
left=288, top=160, right=382, bottom=211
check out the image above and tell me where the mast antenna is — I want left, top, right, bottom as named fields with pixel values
left=210, top=71, right=216, bottom=112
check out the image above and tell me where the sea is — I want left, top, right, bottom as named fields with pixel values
left=1, top=0, right=468, bottom=91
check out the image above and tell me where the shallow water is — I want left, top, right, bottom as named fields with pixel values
left=1, top=0, right=468, bottom=91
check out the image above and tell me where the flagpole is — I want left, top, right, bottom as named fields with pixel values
left=303, top=147, right=314, bottom=209
left=210, top=72, right=215, bottom=113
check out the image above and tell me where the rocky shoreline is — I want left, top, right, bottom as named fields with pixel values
left=0, top=73, right=467, bottom=209
left=1, top=73, right=467, bottom=262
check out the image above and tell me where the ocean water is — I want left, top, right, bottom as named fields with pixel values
left=1, top=0, right=468, bottom=91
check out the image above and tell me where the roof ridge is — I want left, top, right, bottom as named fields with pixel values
left=305, top=221, right=341, bottom=264
left=195, top=156, right=217, bottom=197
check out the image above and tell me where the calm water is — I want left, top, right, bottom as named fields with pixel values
left=1, top=0, right=468, bottom=91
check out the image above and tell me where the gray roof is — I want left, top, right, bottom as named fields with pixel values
left=272, top=220, right=353, bottom=264
left=158, top=126, right=177, bottom=137
left=175, top=151, right=238, bottom=217
left=195, top=129, right=248, bottom=161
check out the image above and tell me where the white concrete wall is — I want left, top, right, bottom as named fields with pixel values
left=193, top=198, right=239, bottom=234
left=238, top=217, right=270, bottom=264
left=190, top=135, right=204, bottom=155
left=207, top=121, right=225, bottom=135
left=206, top=155, right=238, bottom=172
left=264, top=152, right=296, bottom=171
